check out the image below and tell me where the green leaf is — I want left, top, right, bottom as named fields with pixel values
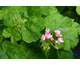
left=0, top=10, right=6, bottom=20
left=27, top=16, right=45, bottom=31
left=40, top=6, right=50, bottom=15
left=0, top=41, right=25, bottom=59
left=2, top=27, right=21, bottom=43
left=21, top=16, right=45, bottom=43
left=21, top=26, right=40, bottom=43
left=20, top=41, right=46, bottom=59
left=1, top=6, right=28, bottom=27
left=76, top=6, right=80, bottom=15
left=58, top=50, right=74, bottom=59
left=27, top=6, right=42, bottom=17
left=1, top=6, right=45, bottom=43
left=3, top=6, right=21, bottom=27
left=73, top=22, right=80, bottom=35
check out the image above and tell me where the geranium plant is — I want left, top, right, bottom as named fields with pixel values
left=0, top=6, right=80, bottom=59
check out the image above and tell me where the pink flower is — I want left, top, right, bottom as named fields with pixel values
left=58, top=38, right=64, bottom=42
left=55, top=40, right=60, bottom=44
left=45, top=28, right=50, bottom=33
left=45, top=32, right=53, bottom=39
left=51, top=38, right=54, bottom=41
left=54, top=30, right=62, bottom=37
left=55, top=40, right=59, bottom=43
left=41, top=34, right=45, bottom=40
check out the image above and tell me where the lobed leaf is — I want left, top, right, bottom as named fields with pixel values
left=2, top=27, right=21, bottom=43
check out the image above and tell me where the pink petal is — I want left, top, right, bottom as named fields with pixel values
left=54, top=30, right=61, bottom=37
left=58, top=38, right=64, bottom=42
left=45, top=28, right=50, bottom=33
left=59, top=34, right=62, bottom=37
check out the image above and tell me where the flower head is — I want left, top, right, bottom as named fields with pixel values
left=54, top=30, right=62, bottom=37
left=45, top=32, right=53, bottom=39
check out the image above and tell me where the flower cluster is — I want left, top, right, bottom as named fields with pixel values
left=41, top=28, right=64, bottom=50
left=41, top=28, right=54, bottom=41
left=54, top=30, right=62, bottom=37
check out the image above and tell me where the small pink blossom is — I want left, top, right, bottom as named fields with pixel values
left=45, top=32, right=53, bottom=39
left=51, top=38, right=54, bottom=41
left=45, top=28, right=50, bottom=33
left=58, top=38, right=64, bottom=42
left=54, top=30, right=62, bottom=37
left=55, top=40, right=59, bottom=43
left=41, top=34, right=45, bottom=40
left=55, top=40, right=60, bottom=44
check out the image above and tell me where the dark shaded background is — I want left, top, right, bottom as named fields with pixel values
left=71, top=40, right=80, bottom=59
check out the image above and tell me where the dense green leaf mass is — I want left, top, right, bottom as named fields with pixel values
left=20, top=41, right=46, bottom=59
left=58, top=50, right=74, bottom=59
left=1, top=6, right=46, bottom=43
left=0, top=6, right=80, bottom=59
left=0, top=41, right=25, bottom=59
left=2, top=27, right=21, bottom=43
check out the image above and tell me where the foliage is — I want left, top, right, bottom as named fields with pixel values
left=0, top=6, right=80, bottom=59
